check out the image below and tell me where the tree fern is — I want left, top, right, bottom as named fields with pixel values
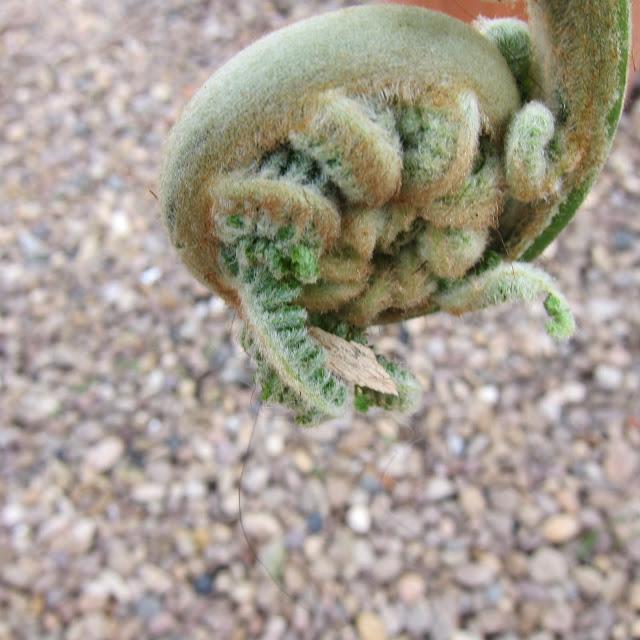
left=160, top=2, right=630, bottom=422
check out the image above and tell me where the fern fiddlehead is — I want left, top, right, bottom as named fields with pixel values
left=160, top=1, right=631, bottom=423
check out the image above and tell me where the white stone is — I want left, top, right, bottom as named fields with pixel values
left=397, top=573, right=426, bottom=605
left=378, top=443, right=416, bottom=478
left=110, top=210, right=130, bottom=236
left=241, top=466, right=270, bottom=494
left=85, top=436, right=124, bottom=473
left=477, top=385, right=499, bottom=405
left=242, top=512, right=281, bottom=539
left=452, top=633, right=482, bottom=640
left=303, top=535, right=324, bottom=559
left=425, top=477, right=456, bottom=502
left=139, top=564, right=172, bottom=594
left=139, top=266, right=162, bottom=285
left=265, top=433, right=284, bottom=457
left=230, top=581, right=256, bottom=605
left=1, top=502, right=25, bottom=527
left=69, top=518, right=97, bottom=553
left=594, top=365, right=623, bottom=390
left=447, top=434, right=465, bottom=457
left=132, top=483, right=165, bottom=503
left=150, top=83, right=171, bottom=102
left=84, top=570, right=131, bottom=603
left=347, top=504, right=371, bottom=534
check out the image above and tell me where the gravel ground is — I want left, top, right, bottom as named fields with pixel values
left=1, top=1, right=639, bottom=639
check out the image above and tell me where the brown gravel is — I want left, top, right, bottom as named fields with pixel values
left=1, top=1, right=639, bottom=639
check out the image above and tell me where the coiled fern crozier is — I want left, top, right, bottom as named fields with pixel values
left=160, top=1, right=631, bottom=423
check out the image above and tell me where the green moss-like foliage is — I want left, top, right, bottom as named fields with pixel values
left=160, top=2, right=630, bottom=422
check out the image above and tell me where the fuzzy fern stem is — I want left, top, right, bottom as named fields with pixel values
left=436, top=262, right=576, bottom=341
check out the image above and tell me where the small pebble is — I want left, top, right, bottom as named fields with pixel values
left=242, top=466, right=270, bottom=493
left=132, top=484, right=165, bottom=503
left=242, top=513, right=281, bottom=539
left=594, top=365, right=623, bottom=391
left=136, top=595, right=162, bottom=620
left=347, top=504, right=372, bottom=534
left=139, top=565, right=172, bottom=594
left=306, top=512, right=323, bottom=534
left=542, top=602, right=575, bottom=633
left=193, top=572, right=214, bottom=596
left=327, top=476, right=351, bottom=508
left=293, top=449, right=314, bottom=474
left=397, top=573, right=425, bottom=605
left=61, top=518, right=97, bottom=554
left=460, top=486, right=486, bottom=516
left=85, top=437, right=124, bottom=473
left=148, top=612, right=175, bottom=636
left=452, top=633, right=482, bottom=640
left=1, top=503, right=25, bottom=527
left=405, top=600, right=433, bottom=636
left=542, top=514, right=580, bottom=544
left=477, top=385, right=499, bottom=405
left=357, top=612, right=387, bottom=640
left=605, top=439, right=638, bottom=486
left=373, top=554, right=402, bottom=584
left=455, top=563, right=496, bottom=589
left=574, top=566, right=603, bottom=597
left=529, top=548, right=569, bottom=583
left=360, top=473, right=382, bottom=494
left=425, top=477, right=456, bottom=502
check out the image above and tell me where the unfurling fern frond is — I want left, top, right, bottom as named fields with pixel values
left=160, top=1, right=630, bottom=423
left=436, top=262, right=576, bottom=341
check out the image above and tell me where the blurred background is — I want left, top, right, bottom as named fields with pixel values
left=1, top=1, right=639, bottom=639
